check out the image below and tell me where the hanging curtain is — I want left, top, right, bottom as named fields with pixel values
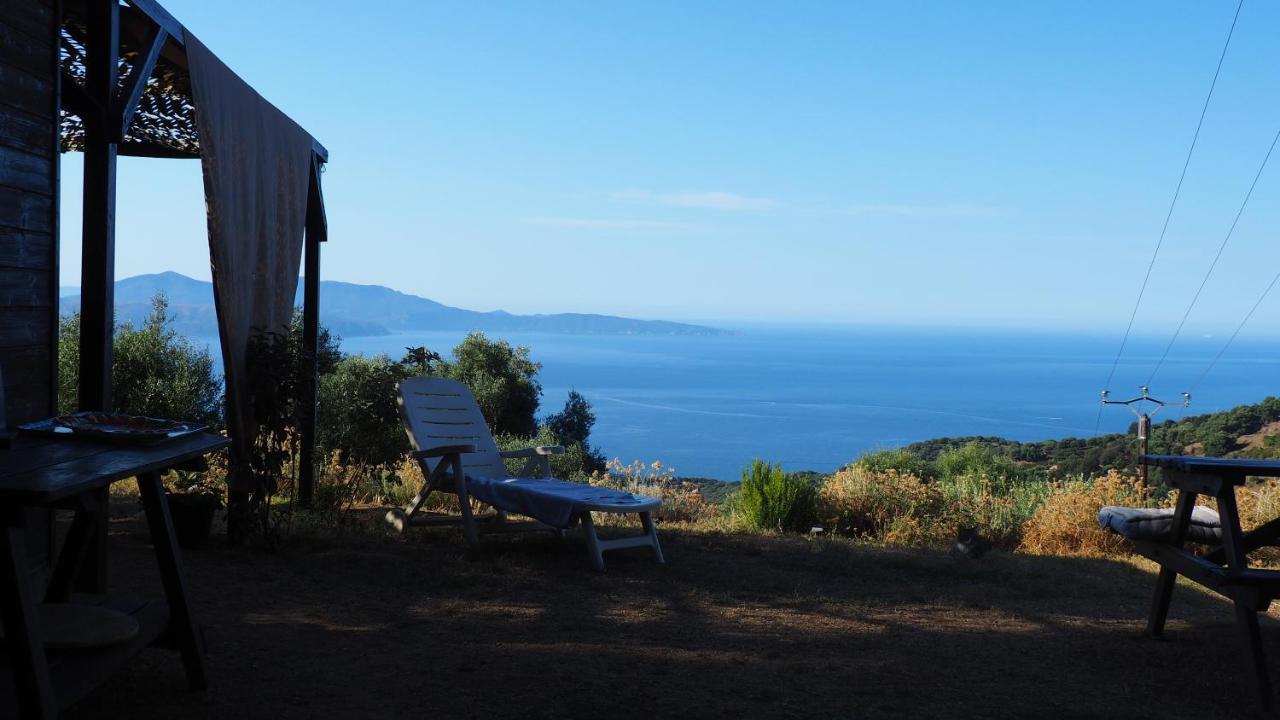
left=186, top=34, right=314, bottom=492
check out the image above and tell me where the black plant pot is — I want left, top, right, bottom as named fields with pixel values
left=167, top=494, right=220, bottom=549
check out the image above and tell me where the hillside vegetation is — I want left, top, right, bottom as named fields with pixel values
left=903, top=396, right=1280, bottom=477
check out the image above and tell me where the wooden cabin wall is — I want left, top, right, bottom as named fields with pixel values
left=0, top=0, right=61, bottom=424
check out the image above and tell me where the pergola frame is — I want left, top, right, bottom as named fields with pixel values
left=62, top=0, right=327, bottom=514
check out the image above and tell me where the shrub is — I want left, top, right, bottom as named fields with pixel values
left=317, top=354, right=413, bottom=469
left=852, top=448, right=936, bottom=480
left=729, top=459, right=819, bottom=533
left=820, top=466, right=948, bottom=543
left=1018, top=471, right=1152, bottom=557
left=496, top=426, right=599, bottom=481
left=936, top=442, right=1019, bottom=482
left=820, top=464, right=1055, bottom=549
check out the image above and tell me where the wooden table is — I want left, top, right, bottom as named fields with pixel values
left=0, top=431, right=229, bottom=718
left=1138, top=454, right=1280, bottom=714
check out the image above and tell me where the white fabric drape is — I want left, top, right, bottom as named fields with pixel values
left=186, top=34, right=314, bottom=491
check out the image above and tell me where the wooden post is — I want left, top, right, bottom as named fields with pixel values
left=1137, top=414, right=1150, bottom=484
left=77, top=0, right=119, bottom=413
left=75, top=0, right=121, bottom=593
left=298, top=156, right=326, bottom=507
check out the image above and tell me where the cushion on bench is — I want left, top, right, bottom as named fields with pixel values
left=1098, top=505, right=1222, bottom=543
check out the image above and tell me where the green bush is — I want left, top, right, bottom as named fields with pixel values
left=496, top=426, right=599, bottom=481
left=935, top=442, right=1019, bottom=481
left=58, top=294, right=222, bottom=425
left=317, top=354, right=413, bottom=468
left=729, top=459, right=819, bottom=533
left=852, top=448, right=936, bottom=480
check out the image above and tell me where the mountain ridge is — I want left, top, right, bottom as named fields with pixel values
left=59, top=272, right=731, bottom=338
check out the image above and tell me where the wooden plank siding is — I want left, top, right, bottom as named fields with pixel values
left=0, top=0, right=60, bottom=426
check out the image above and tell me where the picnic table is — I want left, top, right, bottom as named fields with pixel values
left=1137, top=454, right=1280, bottom=713
left=0, top=430, right=229, bottom=718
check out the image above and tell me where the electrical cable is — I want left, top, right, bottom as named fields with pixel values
left=1094, top=0, right=1245, bottom=434
left=1147, top=124, right=1280, bottom=385
left=1190, top=265, right=1280, bottom=393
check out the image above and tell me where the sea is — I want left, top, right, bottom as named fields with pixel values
left=191, top=327, right=1280, bottom=480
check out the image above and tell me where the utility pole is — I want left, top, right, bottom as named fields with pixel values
left=1100, top=386, right=1191, bottom=483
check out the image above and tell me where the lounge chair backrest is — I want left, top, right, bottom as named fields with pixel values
left=397, top=377, right=507, bottom=480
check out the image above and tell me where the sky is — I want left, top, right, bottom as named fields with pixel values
left=57, top=1, right=1280, bottom=337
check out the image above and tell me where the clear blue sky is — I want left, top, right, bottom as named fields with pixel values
left=58, top=1, right=1280, bottom=335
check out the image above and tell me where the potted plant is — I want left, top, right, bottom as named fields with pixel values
left=165, top=470, right=224, bottom=549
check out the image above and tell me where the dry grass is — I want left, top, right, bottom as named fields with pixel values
left=589, top=459, right=717, bottom=525
left=64, top=506, right=1276, bottom=720
left=1019, top=471, right=1154, bottom=557
left=818, top=466, right=1054, bottom=550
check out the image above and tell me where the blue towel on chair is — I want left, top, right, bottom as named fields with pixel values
left=465, top=476, right=651, bottom=529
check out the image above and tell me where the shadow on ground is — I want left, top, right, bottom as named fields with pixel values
left=63, top=508, right=1273, bottom=720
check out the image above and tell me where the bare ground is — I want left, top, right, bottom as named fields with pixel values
left=61, top=507, right=1279, bottom=720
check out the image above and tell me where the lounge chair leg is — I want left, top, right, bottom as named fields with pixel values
left=581, top=513, right=605, bottom=572
left=452, top=456, right=479, bottom=548
left=385, top=471, right=440, bottom=533
left=639, top=511, right=664, bottom=564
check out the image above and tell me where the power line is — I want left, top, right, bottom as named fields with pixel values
left=1148, top=123, right=1280, bottom=385
left=1094, top=0, right=1245, bottom=435
left=1190, top=266, right=1280, bottom=393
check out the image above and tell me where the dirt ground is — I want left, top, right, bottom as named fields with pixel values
left=60, top=507, right=1277, bottom=720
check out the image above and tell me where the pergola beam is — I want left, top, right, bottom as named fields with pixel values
left=123, top=0, right=186, bottom=44
left=114, top=25, right=167, bottom=141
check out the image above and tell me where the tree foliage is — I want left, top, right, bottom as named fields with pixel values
left=58, top=294, right=222, bottom=425
left=899, top=396, right=1280, bottom=478
left=438, top=333, right=541, bottom=437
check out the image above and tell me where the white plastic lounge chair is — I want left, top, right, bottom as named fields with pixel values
left=385, top=377, right=664, bottom=571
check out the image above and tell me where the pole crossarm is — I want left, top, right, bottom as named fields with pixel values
left=1101, top=386, right=1191, bottom=422
left=1101, top=386, right=1192, bottom=483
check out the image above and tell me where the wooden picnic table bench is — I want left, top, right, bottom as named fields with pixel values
left=1137, top=454, right=1280, bottom=714
left=0, top=430, right=229, bottom=719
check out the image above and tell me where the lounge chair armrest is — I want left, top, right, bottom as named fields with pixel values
left=412, top=444, right=478, bottom=459
left=499, top=445, right=563, bottom=478
left=499, top=445, right=565, bottom=459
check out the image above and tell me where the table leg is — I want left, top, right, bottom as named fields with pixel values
left=1218, top=489, right=1275, bottom=712
left=44, top=508, right=97, bottom=603
left=72, top=488, right=109, bottom=594
left=0, top=510, right=56, bottom=718
left=1206, top=514, right=1280, bottom=565
left=1146, top=490, right=1197, bottom=637
left=136, top=471, right=207, bottom=691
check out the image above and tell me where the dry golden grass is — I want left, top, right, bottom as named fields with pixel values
left=1018, top=471, right=1153, bottom=557
left=588, top=459, right=716, bottom=524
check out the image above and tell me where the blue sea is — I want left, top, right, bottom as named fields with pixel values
left=316, top=327, right=1280, bottom=480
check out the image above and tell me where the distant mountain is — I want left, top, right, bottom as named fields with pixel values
left=60, top=272, right=730, bottom=338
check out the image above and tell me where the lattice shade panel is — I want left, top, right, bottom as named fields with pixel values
left=59, top=21, right=200, bottom=158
